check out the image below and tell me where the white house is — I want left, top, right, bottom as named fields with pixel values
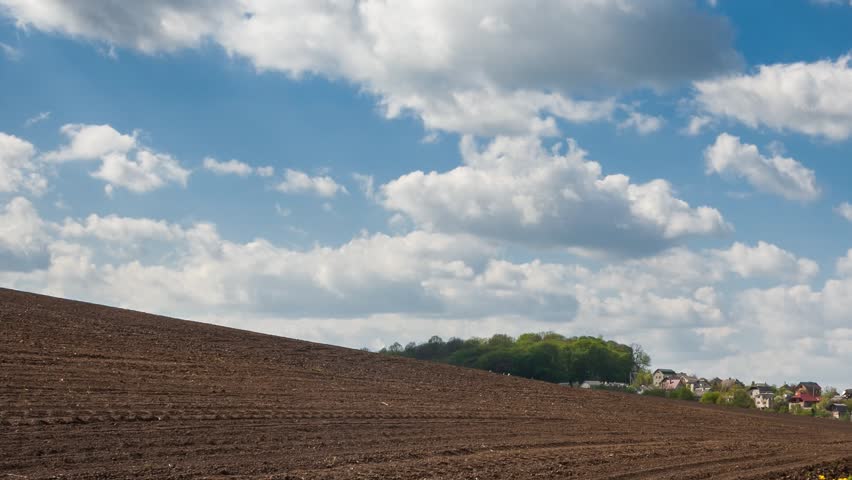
left=653, top=369, right=676, bottom=387
left=748, top=384, right=775, bottom=410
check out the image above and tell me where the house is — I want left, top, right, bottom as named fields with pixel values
left=661, top=378, right=683, bottom=391
left=842, top=389, right=852, bottom=400
left=580, top=381, right=603, bottom=389
left=794, top=382, right=822, bottom=397
left=653, top=369, right=676, bottom=387
left=688, top=378, right=712, bottom=396
left=827, top=404, right=848, bottom=419
left=748, top=384, right=775, bottom=410
left=788, top=392, right=820, bottom=411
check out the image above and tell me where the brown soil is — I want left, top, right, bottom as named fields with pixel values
left=1, top=287, right=850, bottom=479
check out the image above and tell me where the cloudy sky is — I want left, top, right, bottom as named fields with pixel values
left=1, top=0, right=851, bottom=387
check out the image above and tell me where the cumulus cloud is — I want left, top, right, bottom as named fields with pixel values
left=617, top=110, right=664, bottom=135
left=1, top=196, right=846, bottom=384
left=202, top=157, right=272, bottom=177
left=704, top=133, right=820, bottom=201
left=0, top=132, right=47, bottom=196
left=0, top=1, right=740, bottom=136
left=836, top=202, right=852, bottom=222
left=44, top=123, right=137, bottom=162
left=836, top=249, right=852, bottom=277
left=44, top=124, right=190, bottom=193
left=202, top=157, right=252, bottom=176
left=682, top=115, right=713, bottom=136
left=695, top=54, right=852, bottom=140
left=712, top=241, right=819, bottom=281
left=381, top=136, right=730, bottom=256
left=277, top=169, right=346, bottom=198
left=0, top=0, right=236, bottom=53
left=0, top=197, right=50, bottom=270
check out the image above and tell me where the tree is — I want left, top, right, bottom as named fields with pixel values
left=728, top=389, right=755, bottom=409
left=380, top=332, right=646, bottom=385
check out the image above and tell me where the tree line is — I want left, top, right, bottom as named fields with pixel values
left=378, top=332, right=648, bottom=385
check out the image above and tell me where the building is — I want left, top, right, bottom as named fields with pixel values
left=580, top=381, right=603, bottom=389
left=748, top=384, right=775, bottom=410
left=653, top=369, right=676, bottom=387
left=661, top=378, right=683, bottom=391
left=688, top=379, right=712, bottom=396
left=842, top=389, right=852, bottom=400
left=828, top=404, right=848, bottom=419
left=794, top=382, right=822, bottom=397
left=789, top=392, right=820, bottom=411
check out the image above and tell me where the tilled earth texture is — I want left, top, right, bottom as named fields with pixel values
left=2, top=288, right=851, bottom=480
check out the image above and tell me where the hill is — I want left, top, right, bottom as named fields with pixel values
left=1, top=288, right=850, bottom=479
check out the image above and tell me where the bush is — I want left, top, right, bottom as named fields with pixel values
left=700, top=392, right=721, bottom=404
left=670, top=387, right=696, bottom=401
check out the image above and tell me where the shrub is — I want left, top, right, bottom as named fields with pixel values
left=700, top=391, right=721, bottom=404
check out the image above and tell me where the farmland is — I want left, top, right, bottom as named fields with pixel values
left=1, top=288, right=851, bottom=479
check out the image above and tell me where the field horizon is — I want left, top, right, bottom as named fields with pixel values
left=2, top=287, right=851, bottom=479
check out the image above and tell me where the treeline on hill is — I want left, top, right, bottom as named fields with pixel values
left=378, top=333, right=648, bottom=384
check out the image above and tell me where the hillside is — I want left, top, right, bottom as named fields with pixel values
left=1, top=287, right=850, bottom=479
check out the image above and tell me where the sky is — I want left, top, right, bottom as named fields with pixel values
left=1, top=0, right=851, bottom=387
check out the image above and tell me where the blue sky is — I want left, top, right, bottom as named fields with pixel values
left=1, top=0, right=851, bottom=387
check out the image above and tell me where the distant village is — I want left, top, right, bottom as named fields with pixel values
left=572, top=368, right=852, bottom=421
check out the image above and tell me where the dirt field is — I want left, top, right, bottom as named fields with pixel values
left=1, top=288, right=851, bottom=479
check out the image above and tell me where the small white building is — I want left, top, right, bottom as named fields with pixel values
left=748, top=384, right=775, bottom=410
left=580, top=381, right=603, bottom=389
left=652, top=369, right=676, bottom=387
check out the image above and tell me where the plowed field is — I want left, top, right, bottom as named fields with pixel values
left=1, top=288, right=851, bottom=479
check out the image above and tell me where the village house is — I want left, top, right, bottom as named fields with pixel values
left=795, top=382, right=822, bottom=397
left=688, top=378, right=712, bottom=396
left=827, top=404, right=848, bottom=419
left=661, top=377, right=683, bottom=391
left=789, top=382, right=822, bottom=412
left=653, top=368, right=676, bottom=387
left=747, top=384, right=775, bottom=410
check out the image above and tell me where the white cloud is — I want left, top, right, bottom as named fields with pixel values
left=712, top=241, right=819, bottom=282
left=617, top=110, right=664, bottom=135
left=682, top=115, right=713, bottom=136
left=256, top=166, right=274, bottom=177
left=0, top=132, right=47, bottom=195
left=202, top=157, right=253, bottom=176
left=202, top=157, right=274, bottom=177
left=695, top=55, right=852, bottom=140
left=836, top=249, right=852, bottom=277
left=44, top=124, right=190, bottom=193
left=381, top=136, right=730, bottom=256
left=0, top=0, right=236, bottom=53
left=1, top=196, right=847, bottom=385
left=44, top=123, right=137, bottom=162
left=60, top=214, right=184, bottom=243
left=704, top=133, right=820, bottom=202
left=277, top=169, right=346, bottom=198
left=24, top=111, right=50, bottom=127
left=93, top=149, right=189, bottom=193
left=836, top=202, right=852, bottom=222
left=0, top=41, right=21, bottom=60
left=0, top=1, right=740, bottom=136
left=0, top=197, right=48, bottom=258
left=352, top=173, right=376, bottom=200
